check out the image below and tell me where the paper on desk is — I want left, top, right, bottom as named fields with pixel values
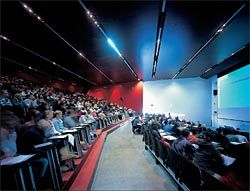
left=221, top=154, right=236, bottom=166
left=67, top=134, right=75, bottom=147
left=63, top=129, right=77, bottom=133
left=160, top=132, right=167, bottom=136
left=48, top=135, right=68, bottom=139
left=163, top=135, right=177, bottom=140
left=0, top=154, right=35, bottom=166
left=74, top=126, right=83, bottom=129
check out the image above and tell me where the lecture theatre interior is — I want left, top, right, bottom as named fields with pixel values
left=1, top=0, right=249, bottom=190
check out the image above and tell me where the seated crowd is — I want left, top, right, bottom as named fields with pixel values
left=142, top=113, right=249, bottom=190
left=0, top=75, right=130, bottom=189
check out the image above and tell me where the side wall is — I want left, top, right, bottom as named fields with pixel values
left=87, top=81, right=143, bottom=113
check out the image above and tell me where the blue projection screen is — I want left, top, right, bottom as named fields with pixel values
left=218, top=64, right=250, bottom=122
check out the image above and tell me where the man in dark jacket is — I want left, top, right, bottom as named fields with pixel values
left=17, top=119, right=48, bottom=154
left=172, top=128, right=195, bottom=160
left=194, top=131, right=226, bottom=175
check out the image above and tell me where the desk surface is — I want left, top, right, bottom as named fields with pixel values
left=163, top=135, right=177, bottom=141
left=1, top=154, right=35, bottom=166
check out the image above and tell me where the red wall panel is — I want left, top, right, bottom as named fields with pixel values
left=87, top=81, right=143, bottom=113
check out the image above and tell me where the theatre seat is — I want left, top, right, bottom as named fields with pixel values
left=201, top=169, right=227, bottom=190
left=166, top=148, right=181, bottom=179
left=178, top=155, right=202, bottom=190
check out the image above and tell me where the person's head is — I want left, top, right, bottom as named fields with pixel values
left=25, top=110, right=41, bottom=123
left=0, top=111, right=20, bottom=133
left=181, top=129, right=190, bottom=138
left=190, top=128, right=197, bottom=135
left=14, top=92, right=22, bottom=100
left=54, top=110, right=62, bottom=119
left=44, top=110, right=53, bottom=120
left=198, top=131, right=214, bottom=142
left=28, top=94, right=35, bottom=100
left=66, top=109, right=75, bottom=117
left=1, top=89, right=9, bottom=98
left=37, top=119, right=50, bottom=129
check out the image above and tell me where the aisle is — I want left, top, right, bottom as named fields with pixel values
left=91, top=120, right=177, bottom=190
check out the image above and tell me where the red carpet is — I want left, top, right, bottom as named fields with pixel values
left=69, top=119, right=129, bottom=191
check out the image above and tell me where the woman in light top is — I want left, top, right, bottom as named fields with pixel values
left=52, top=110, right=68, bottom=133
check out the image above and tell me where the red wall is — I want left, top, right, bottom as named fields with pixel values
left=87, top=81, right=143, bottom=113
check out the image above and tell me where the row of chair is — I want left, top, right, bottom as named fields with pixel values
left=142, top=124, right=228, bottom=190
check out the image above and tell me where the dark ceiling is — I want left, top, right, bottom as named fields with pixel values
left=1, top=1, right=249, bottom=87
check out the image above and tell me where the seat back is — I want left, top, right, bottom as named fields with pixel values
left=178, top=155, right=202, bottom=190
left=167, top=148, right=181, bottom=179
left=201, top=170, right=227, bottom=190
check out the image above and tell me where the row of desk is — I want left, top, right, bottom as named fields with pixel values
left=0, top=115, right=124, bottom=190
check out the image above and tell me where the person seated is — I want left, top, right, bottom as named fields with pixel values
left=163, top=120, right=174, bottom=133
left=0, top=111, right=19, bottom=159
left=64, top=109, right=77, bottom=129
left=1, top=111, right=48, bottom=188
left=214, top=128, right=230, bottom=149
left=193, top=131, right=226, bottom=175
left=188, top=129, right=198, bottom=143
left=17, top=119, right=49, bottom=154
left=172, top=128, right=195, bottom=160
left=0, top=89, right=13, bottom=109
left=41, top=110, right=61, bottom=137
left=132, top=116, right=142, bottom=134
left=79, top=110, right=88, bottom=124
left=52, top=110, right=68, bottom=133
left=23, top=94, right=38, bottom=109
left=22, top=109, right=41, bottom=129
left=219, top=142, right=249, bottom=190
left=226, top=133, right=248, bottom=143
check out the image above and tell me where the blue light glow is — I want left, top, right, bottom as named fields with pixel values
left=107, top=38, right=122, bottom=57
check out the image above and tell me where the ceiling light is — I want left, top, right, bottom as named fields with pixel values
left=217, top=28, right=223, bottom=33
left=28, top=9, right=33, bottom=13
left=23, top=4, right=28, bottom=9
left=87, top=11, right=90, bottom=15
left=94, top=21, right=98, bottom=25
left=28, top=66, right=32, bottom=69
left=53, top=62, right=56, bottom=65
left=0, top=35, right=9, bottom=41
left=37, top=16, right=41, bottom=20
left=204, top=68, right=212, bottom=73
left=90, top=14, right=93, bottom=18
left=107, top=38, right=122, bottom=57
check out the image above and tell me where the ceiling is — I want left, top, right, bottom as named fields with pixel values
left=1, top=1, right=249, bottom=87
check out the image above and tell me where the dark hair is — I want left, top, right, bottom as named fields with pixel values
left=191, top=128, right=197, bottom=135
left=181, top=129, right=190, bottom=138
left=25, top=110, right=41, bottom=122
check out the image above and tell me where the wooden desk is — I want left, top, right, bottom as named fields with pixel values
left=1, top=154, right=36, bottom=190
left=34, top=142, right=63, bottom=189
left=62, top=129, right=83, bottom=157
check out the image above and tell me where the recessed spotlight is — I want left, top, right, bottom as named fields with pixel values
left=94, top=21, right=97, bottom=25
left=90, top=14, right=93, bottom=18
left=28, top=9, right=33, bottom=13
left=217, top=28, right=223, bottom=33
left=23, top=4, right=28, bottom=9
left=37, top=16, right=41, bottom=20
left=28, top=66, right=32, bottom=69
left=53, top=62, right=56, bottom=65
left=87, top=11, right=90, bottom=15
